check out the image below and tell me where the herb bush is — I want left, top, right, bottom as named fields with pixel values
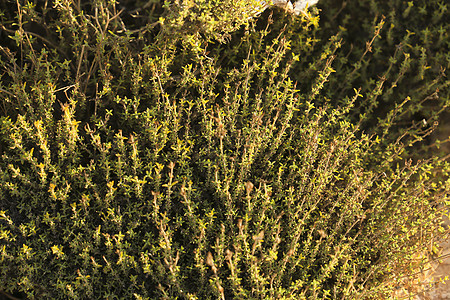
left=0, top=0, right=449, bottom=299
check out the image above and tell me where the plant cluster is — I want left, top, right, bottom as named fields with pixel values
left=0, top=0, right=449, bottom=299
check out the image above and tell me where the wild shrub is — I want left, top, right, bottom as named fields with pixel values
left=0, top=0, right=449, bottom=299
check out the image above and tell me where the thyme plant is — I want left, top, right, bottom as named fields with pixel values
left=0, top=0, right=448, bottom=299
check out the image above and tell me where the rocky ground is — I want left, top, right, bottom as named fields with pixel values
left=425, top=231, right=450, bottom=299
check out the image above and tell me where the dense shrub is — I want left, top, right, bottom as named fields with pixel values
left=0, top=0, right=449, bottom=299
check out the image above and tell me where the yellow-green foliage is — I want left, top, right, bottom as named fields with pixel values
left=162, top=0, right=267, bottom=43
left=0, top=0, right=449, bottom=299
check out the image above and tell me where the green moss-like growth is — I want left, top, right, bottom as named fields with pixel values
left=0, top=0, right=449, bottom=299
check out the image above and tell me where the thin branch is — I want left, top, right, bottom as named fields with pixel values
left=0, top=290, right=23, bottom=300
left=0, top=88, right=16, bottom=98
